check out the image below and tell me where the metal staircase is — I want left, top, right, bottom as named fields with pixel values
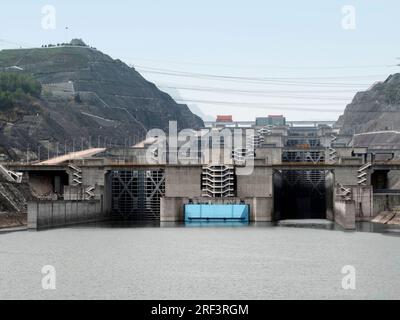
left=327, top=134, right=338, bottom=164
left=258, top=127, right=271, bottom=136
left=85, top=186, right=95, bottom=200
left=202, top=165, right=235, bottom=198
left=247, top=134, right=263, bottom=149
left=358, top=162, right=372, bottom=186
left=68, top=164, right=82, bottom=186
left=0, top=165, right=22, bottom=183
left=337, top=184, right=352, bottom=201
left=232, top=148, right=254, bottom=165
left=231, top=133, right=257, bottom=165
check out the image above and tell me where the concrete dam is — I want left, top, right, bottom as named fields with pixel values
left=4, top=117, right=400, bottom=231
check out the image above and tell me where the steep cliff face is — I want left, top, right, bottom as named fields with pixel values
left=0, top=43, right=203, bottom=160
left=337, top=74, right=400, bottom=134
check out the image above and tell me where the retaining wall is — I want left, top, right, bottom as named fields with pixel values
left=28, top=200, right=107, bottom=230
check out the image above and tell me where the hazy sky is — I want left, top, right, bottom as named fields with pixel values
left=1, top=0, right=400, bottom=121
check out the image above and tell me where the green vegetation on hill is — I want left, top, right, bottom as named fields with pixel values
left=0, top=73, right=41, bottom=109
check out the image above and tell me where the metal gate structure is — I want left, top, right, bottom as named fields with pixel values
left=110, top=169, right=165, bottom=220
left=274, top=169, right=327, bottom=220
left=275, top=148, right=328, bottom=220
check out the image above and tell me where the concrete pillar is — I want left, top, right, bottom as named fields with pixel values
left=250, top=197, right=273, bottom=222
left=334, top=200, right=356, bottom=230
left=27, top=202, right=38, bottom=229
left=160, top=197, right=184, bottom=222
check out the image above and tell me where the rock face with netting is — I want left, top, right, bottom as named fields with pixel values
left=337, top=73, right=400, bottom=135
left=350, top=131, right=400, bottom=149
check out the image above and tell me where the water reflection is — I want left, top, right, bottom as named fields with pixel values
left=184, top=221, right=249, bottom=228
left=356, top=222, right=400, bottom=237
left=68, top=219, right=400, bottom=236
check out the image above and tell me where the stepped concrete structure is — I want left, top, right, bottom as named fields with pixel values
left=4, top=119, right=400, bottom=230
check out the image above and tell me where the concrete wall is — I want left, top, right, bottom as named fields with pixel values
left=160, top=197, right=186, bottom=222
left=373, top=193, right=400, bottom=215
left=28, top=200, right=107, bottom=230
left=326, top=171, right=335, bottom=220
left=388, top=170, right=400, bottom=189
left=334, top=200, right=356, bottom=230
left=350, top=186, right=373, bottom=219
left=250, top=197, right=273, bottom=222
left=262, top=135, right=284, bottom=147
left=165, top=166, right=202, bottom=198
left=335, top=147, right=357, bottom=159
left=81, top=167, right=106, bottom=187
left=237, top=166, right=273, bottom=198
left=64, top=185, right=104, bottom=201
left=255, top=148, right=282, bottom=165
left=160, top=197, right=273, bottom=222
left=335, top=166, right=360, bottom=186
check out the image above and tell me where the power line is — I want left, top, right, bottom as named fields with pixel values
left=155, top=82, right=367, bottom=93
left=0, top=38, right=32, bottom=48
left=135, top=65, right=376, bottom=87
left=139, top=66, right=388, bottom=80
left=158, top=84, right=354, bottom=101
left=172, top=98, right=344, bottom=112
left=125, top=56, right=397, bottom=70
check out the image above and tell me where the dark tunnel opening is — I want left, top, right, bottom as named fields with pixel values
left=274, top=170, right=329, bottom=220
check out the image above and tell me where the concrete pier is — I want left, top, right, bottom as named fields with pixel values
left=334, top=200, right=356, bottom=230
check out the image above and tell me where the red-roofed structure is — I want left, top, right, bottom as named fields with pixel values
left=216, top=115, right=233, bottom=122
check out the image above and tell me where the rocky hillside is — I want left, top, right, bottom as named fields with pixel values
left=0, top=40, right=203, bottom=160
left=337, top=74, right=400, bottom=134
left=0, top=178, right=34, bottom=214
left=0, top=180, right=34, bottom=228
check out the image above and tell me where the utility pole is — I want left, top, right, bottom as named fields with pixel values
left=65, top=27, right=69, bottom=44
left=26, top=145, right=30, bottom=164
left=124, top=138, right=127, bottom=162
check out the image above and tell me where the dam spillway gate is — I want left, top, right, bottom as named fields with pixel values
left=276, top=149, right=333, bottom=220
left=109, top=169, right=165, bottom=220
left=274, top=169, right=334, bottom=220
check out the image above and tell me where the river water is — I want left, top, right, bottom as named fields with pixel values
left=0, top=222, right=399, bottom=300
